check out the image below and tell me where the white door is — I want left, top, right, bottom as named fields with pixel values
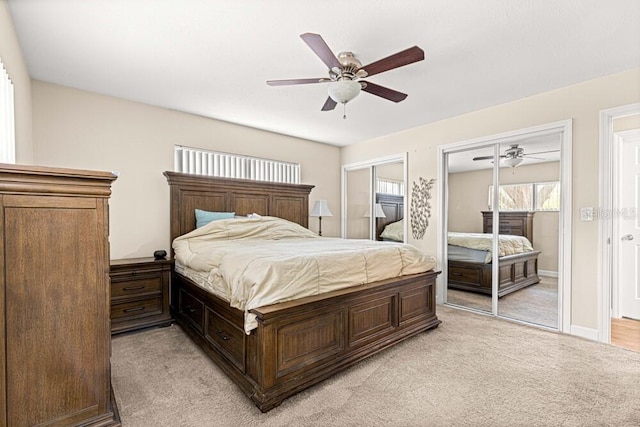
left=619, top=131, right=640, bottom=320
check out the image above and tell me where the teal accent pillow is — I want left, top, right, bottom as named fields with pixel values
left=195, top=209, right=235, bottom=228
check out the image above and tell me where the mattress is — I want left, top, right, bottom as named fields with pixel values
left=447, top=244, right=490, bottom=264
left=174, top=216, right=437, bottom=333
left=447, top=232, right=534, bottom=263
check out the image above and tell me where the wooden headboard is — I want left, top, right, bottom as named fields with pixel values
left=164, top=172, right=315, bottom=245
left=375, top=193, right=404, bottom=240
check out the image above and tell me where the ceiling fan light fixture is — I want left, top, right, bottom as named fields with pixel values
left=503, top=157, right=523, bottom=168
left=327, top=80, right=361, bottom=104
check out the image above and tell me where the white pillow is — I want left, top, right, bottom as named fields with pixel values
left=380, top=219, right=404, bottom=242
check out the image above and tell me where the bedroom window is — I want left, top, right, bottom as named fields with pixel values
left=174, top=145, right=300, bottom=184
left=0, top=58, right=16, bottom=164
left=488, top=181, right=560, bottom=211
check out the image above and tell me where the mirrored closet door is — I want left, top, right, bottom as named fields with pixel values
left=495, top=137, right=561, bottom=329
left=342, top=155, right=406, bottom=242
left=443, top=128, right=565, bottom=331
left=445, top=146, right=495, bottom=313
left=344, top=168, right=372, bottom=239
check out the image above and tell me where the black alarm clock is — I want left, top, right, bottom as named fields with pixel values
left=153, top=250, right=167, bottom=260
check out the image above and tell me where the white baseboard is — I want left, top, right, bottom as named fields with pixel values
left=570, top=324, right=599, bottom=341
left=538, top=270, right=558, bottom=278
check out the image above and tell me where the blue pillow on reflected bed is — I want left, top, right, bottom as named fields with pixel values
left=195, top=209, right=235, bottom=228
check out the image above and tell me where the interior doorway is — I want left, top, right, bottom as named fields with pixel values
left=598, top=103, right=640, bottom=347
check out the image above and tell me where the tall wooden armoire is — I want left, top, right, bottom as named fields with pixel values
left=0, top=164, right=120, bottom=426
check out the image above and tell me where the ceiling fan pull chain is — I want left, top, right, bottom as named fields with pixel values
left=343, top=103, right=347, bottom=120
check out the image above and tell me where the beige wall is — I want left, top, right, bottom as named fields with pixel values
left=341, top=67, right=640, bottom=331
left=0, top=0, right=32, bottom=163
left=448, top=162, right=560, bottom=272
left=32, top=81, right=341, bottom=259
left=613, top=113, right=640, bottom=132
left=376, top=162, right=403, bottom=182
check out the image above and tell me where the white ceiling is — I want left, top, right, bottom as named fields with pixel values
left=8, top=0, right=640, bottom=147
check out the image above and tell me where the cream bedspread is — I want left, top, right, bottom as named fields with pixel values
left=174, top=216, right=436, bottom=333
left=447, top=232, right=534, bottom=263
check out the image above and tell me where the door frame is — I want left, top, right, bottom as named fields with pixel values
left=437, top=119, right=572, bottom=332
left=598, top=103, right=640, bottom=343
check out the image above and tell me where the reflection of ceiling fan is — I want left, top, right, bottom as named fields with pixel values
left=472, top=144, right=559, bottom=167
left=267, top=33, right=424, bottom=118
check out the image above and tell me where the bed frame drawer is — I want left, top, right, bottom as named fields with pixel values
left=205, top=308, right=246, bottom=372
left=448, top=265, right=486, bottom=288
left=179, top=288, right=205, bottom=332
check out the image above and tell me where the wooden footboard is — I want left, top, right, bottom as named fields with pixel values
left=172, top=270, right=440, bottom=412
left=448, top=250, right=540, bottom=297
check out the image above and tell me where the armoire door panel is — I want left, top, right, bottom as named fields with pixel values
left=4, top=203, right=107, bottom=426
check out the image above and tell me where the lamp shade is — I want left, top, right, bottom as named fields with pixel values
left=503, top=157, right=523, bottom=168
left=327, top=80, right=361, bottom=104
left=374, top=203, right=386, bottom=218
left=310, top=200, right=333, bottom=217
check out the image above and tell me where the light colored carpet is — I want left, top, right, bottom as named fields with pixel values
left=447, top=276, right=558, bottom=328
left=111, top=306, right=640, bottom=426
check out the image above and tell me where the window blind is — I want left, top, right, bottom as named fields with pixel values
left=0, top=58, right=15, bottom=164
left=174, top=145, right=300, bottom=184
left=377, top=178, right=404, bottom=195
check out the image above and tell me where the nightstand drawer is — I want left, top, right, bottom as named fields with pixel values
left=112, top=276, right=162, bottom=298
left=111, top=297, right=162, bottom=321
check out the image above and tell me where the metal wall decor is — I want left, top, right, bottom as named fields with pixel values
left=410, top=177, right=435, bottom=239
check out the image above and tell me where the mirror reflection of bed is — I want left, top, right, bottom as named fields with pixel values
left=376, top=193, right=404, bottom=242
left=447, top=211, right=556, bottom=326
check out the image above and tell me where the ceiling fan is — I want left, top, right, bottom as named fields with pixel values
left=267, top=33, right=424, bottom=118
left=472, top=144, right=559, bottom=167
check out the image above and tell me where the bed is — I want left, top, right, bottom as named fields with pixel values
left=164, top=172, right=441, bottom=412
left=447, top=231, right=540, bottom=298
left=376, top=193, right=404, bottom=241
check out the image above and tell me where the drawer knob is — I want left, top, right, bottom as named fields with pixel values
left=124, top=306, right=145, bottom=313
left=451, top=272, right=462, bottom=276
left=123, top=285, right=145, bottom=291
left=216, top=330, right=231, bottom=341
left=184, top=305, right=196, bottom=314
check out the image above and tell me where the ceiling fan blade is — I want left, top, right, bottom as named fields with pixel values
left=361, top=81, right=408, bottom=102
left=522, top=156, right=546, bottom=161
left=356, top=46, right=424, bottom=77
left=523, top=149, right=560, bottom=156
left=473, top=155, right=506, bottom=161
left=300, top=33, right=341, bottom=70
left=321, top=96, right=337, bottom=111
left=267, top=78, right=331, bottom=86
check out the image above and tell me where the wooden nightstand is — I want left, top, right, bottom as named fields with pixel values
left=110, top=257, right=173, bottom=334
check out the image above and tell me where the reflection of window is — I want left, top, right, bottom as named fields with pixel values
left=0, top=59, right=15, bottom=164
left=377, top=178, right=404, bottom=195
left=488, top=181, right=560, bottom=211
